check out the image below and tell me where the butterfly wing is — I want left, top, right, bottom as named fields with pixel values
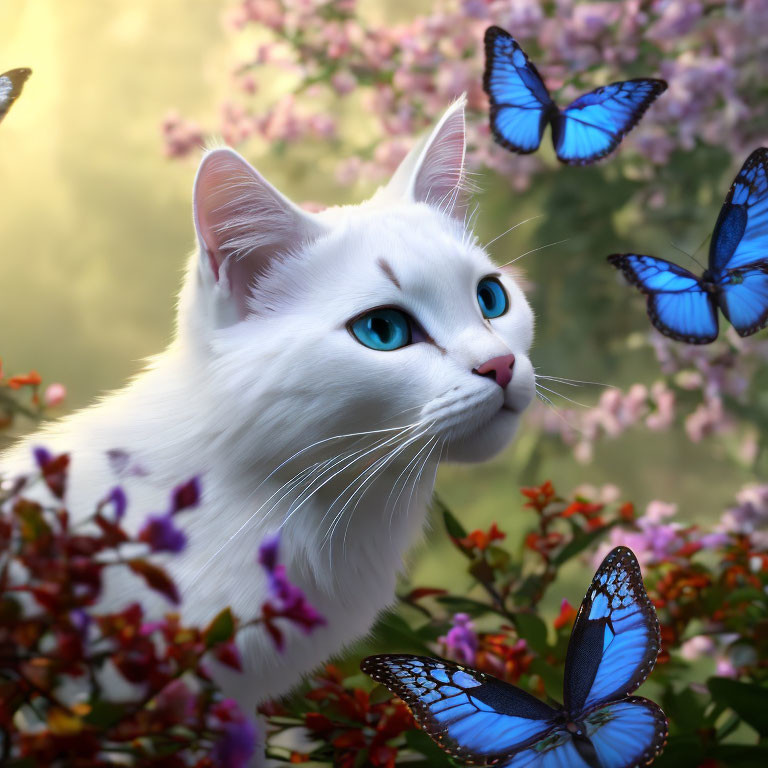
left=0, top=68, right=32, bottom=125
left=577, top=698, right=668, bottom=768
left=361, top=654, right=560, bottom=764
left=552, top=79, right=666, bottom=165
left=563, top=547, right=661, bottom=716
left=496, top=698, right=667, bottom=768
left=717, top=265, right=768, bottom=337
left=608, top=253, right=719, bottom=343
left=483, top=26, right=557, bottom=155
left=709, top=148, right=768, bottom=274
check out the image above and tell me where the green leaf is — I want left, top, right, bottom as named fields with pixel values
left=513, top=612, right=549, bottom=654
left=553, top=522, right=615, bottom=566
left=711, top=745, right=768, bottom=768
left=652, top=735, right=704, bottom=768
left=707, top=677, right=768, bottom=737
left=370, top=611, right=432, bottom=654
left=84, top=700, right=128, bottom=729
left=528, top=657, right=563, bottom=700
left=203, top=607, right=235, bottom=648
left=661, top=686, right=708, bottom=734
left=435, top=595, right=499, bottom=618
left=441, top=506, right=468, bottom=541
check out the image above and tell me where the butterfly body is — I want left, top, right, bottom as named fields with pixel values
left=362, top=547, right=667, bottom=768
left=609, top=148, right=768, bottom=344
left=483, top=27, right=666, bottom=165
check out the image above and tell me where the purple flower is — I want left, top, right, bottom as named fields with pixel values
left=138, top=513, right=187, bottom=553
left=257, top=532, right=281, bottom=572
left=210, top=699, right=258, bottom=768
left=439, top=612, right=478, bottom=665
left=170, top=476, right=201, bottom=514
left=104, top=486, right=127, bottom=521
left=106, top=448, right=149, bottom=478
left=32, top=446, right=52, bottom=470
left=257, top=533, right=326, bottom=645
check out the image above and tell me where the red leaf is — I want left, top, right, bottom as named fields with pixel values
left=405, top=587, right=448, bottom=601
left=127, top=559, right=179, bottom=604
left=213, top=641, right=242, bottom=672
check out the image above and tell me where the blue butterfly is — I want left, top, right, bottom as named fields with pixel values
left=362, top=546, right=667, bottom=768
left=609, top=148, right=768, bottom=344
left=482, top=26, right=667, bottom=165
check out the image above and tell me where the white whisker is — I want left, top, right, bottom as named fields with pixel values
left=498, top=238, right=570, bottom=268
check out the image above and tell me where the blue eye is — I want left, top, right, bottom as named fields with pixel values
left=477, top=277, right=509, bottom=319
left=350, top=308, right=412, bottom=351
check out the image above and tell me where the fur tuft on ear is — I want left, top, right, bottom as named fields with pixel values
left=193, top=148, right=327, bottom=318
left=382, top=95, right=469, bottom=218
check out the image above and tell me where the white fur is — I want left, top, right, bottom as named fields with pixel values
left=1, top=98, right=535, bottom=741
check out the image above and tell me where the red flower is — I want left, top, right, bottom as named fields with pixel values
left=525, top=531, right=563, bottom=556
left=6, top=370, right=42, bottom=390
left=521, top=480, right=556, bottom=512
left=553, top=599, right=577, bottom=631
left=459, top=522, right=506, bottom=551
left=562, top=500, right=604, bottom=519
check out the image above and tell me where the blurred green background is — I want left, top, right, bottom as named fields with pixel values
left=0, top=1, right=752, bottom=608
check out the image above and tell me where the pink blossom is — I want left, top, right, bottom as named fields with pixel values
left=719, top=484, right=768, bottom=550
left=43, top=382, right=66, bottom=408
left=679, top=634, right=714, bottom=661
left=685, top=396, right=728, bottom=442
left=439, top=612, right=478, bottom=665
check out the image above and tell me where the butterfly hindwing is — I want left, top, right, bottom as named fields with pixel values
left=553, top=79, right=667, bottom=165
left=710, top=148, right=768, bottom=273
left=718, top=266, right=768, bottom=337
left=490, top=698, right=667, bottom=768
left=563, top=547, right=661, bottom=715
left=0, top=68, right=32, bottom=125
left=608, top=253, right=720, bottom=343
left=483, top=26, right=556, bottom=154
left=361, top=654, right=559, bottom=764
left=580, top=697, right=668, bottom=768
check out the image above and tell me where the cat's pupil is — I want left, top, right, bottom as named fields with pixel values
left=480, top=286, right=495, bottom=310
left=371, top=316, right=393, bottom=343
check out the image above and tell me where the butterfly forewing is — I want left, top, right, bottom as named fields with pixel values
left=0, top=68, right=32, bottom=125
left=710, top=148, right=768, bottom=274
left=563, top=547, right=661, bottom=716
left=483, top=26, right=555, bottom=155
left=361, top=654, right=559, bottom=765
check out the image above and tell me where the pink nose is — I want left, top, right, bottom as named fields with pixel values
left=473, top=353, right=516, bottom=389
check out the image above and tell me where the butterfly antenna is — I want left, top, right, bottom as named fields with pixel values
left=668, top=240, right=706, bottom=272
left=691, top=231, right=712, bottom=259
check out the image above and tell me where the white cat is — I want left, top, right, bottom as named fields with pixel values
left=1, top=97, right=534, bottom=733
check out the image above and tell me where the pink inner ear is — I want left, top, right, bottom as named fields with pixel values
left=194, top=150, right=258, bottom=282
left=412, top=104, right=466, bottom=213
left=192, top=148, right=327, bottom=320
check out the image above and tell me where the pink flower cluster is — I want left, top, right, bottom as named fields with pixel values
left=165, top=1, right=768, bottom=190
left=536, top=327, right=768, bottom=463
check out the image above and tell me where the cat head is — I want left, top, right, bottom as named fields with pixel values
left=179, top=97, right=535, bottom=470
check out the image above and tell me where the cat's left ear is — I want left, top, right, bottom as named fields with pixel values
left=384, top=94, right=468, bottom=218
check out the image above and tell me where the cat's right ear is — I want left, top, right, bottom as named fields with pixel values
left=193, top=148, right=327, bottom=322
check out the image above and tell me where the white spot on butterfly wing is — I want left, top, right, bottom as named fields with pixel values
left=0, top=76, right=12, bottom=105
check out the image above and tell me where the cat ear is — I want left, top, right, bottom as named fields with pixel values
left=193, top=147, right=327, bottom=320
left=384, top=94, right=468, bottom=218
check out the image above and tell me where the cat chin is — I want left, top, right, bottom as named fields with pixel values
left=442, top=406, right=521, bottom=463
